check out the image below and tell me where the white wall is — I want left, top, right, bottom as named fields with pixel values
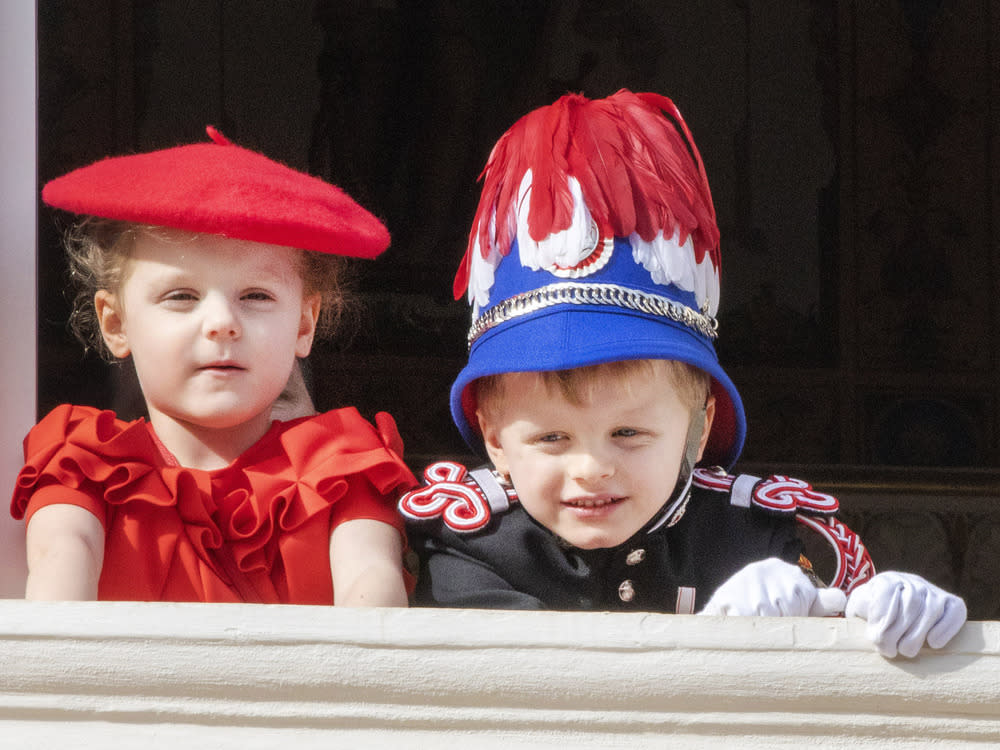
left=0, top=1, right=36, bottom=597
left=1, top=603, right=996, bottom=748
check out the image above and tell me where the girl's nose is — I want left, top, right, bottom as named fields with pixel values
left=202, top=295, right=241, bottom=340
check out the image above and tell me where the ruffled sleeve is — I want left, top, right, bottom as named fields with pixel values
left=11, top=404, right=165, bottom=527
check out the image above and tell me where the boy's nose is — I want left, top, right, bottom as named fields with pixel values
left=202, top=295, right=241, bottom=340
left=569, top=448, right=615, bottom=483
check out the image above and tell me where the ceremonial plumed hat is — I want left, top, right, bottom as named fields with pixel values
left=42, top=126, right=389, bottom=258
left=451, top=89, right=746, bottom=468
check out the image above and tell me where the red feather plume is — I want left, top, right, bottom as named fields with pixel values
left=454, top=89, right=721, bottom=300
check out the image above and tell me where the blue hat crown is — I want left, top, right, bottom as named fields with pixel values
left=450, top=90, right=745, bottom=468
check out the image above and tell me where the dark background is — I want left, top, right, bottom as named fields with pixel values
left=35, top=1, right=1000, bottom=614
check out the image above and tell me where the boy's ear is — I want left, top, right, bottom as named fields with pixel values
left=95, top=290, right=130, bottom=359
left=478, top=411, right=510, bottom=477
left=695, top=395, right=717, bottom=462
left=295, top=293, right=321, bottom=358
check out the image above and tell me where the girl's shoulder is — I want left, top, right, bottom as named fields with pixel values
left=244, top=407, right=415, bottom=490
left=12, top=404, right=158, bottom=524
left=23, top=404, right=149, bottom=461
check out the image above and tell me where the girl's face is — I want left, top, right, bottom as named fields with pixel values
left=96, top=231, right=319, bottom=462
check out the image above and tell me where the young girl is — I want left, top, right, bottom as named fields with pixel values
left=12, top=127, right=416, bottom=606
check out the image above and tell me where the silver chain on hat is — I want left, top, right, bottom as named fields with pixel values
left=467, top=281, right=719, bottom=348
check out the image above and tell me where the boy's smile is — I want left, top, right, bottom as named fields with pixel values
left=479, top=366, right=714, bottom=550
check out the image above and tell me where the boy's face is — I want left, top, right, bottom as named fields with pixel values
left=479, top=368, right=714, bottom=550
left=95, top=231, right=319, bottom=448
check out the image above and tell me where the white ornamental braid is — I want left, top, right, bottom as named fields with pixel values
left=795, top=515, right=875, bottom=593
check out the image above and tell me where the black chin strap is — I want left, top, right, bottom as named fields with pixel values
left=678, top=405, right=707, bottom=486
left=646, top=405, right=707, bottom=534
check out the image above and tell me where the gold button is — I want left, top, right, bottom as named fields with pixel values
left=618, top=579, right=635, bottom=602
left=626, top=549, right=646, bottom=565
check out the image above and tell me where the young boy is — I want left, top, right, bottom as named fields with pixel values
left=400, top=90, right=966, bottom=658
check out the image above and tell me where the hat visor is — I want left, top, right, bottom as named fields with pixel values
left=450, top=305, right=746, bottom=468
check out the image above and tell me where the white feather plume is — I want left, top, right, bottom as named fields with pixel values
left=515, top=172, right=594, bottom=272
left=630, top=227, right=720, bottom=317
left=468, top=172, right=721, bottom=320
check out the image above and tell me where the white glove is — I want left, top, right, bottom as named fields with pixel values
left=845, top=571, right=967, bottom=658
left=698, top=558, right=847, bottom=617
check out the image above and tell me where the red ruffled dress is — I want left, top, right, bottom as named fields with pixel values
left=11, top=404, right=417, bottom=603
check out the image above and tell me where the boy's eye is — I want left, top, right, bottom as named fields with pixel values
left=613, top=427, right=640, bottom=438
left=242, top=290, right=275, bottom=301
left=537, top=433, right=566, bottom=443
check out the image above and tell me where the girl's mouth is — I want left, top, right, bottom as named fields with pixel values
left=200, top=360, right=244, bottom=371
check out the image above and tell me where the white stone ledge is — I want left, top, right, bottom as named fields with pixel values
left=1, top=601, right=997, bottom=748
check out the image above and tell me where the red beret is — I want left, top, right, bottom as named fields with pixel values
left=42, top=126, right=390, bottom=258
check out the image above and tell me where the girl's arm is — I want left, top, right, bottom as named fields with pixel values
left=329, top=518, right=408, bottom=607
left=24, top=504, right=105, bottom=600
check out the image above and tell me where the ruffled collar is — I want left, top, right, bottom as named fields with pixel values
left=15, top=405, right=413, bottom=579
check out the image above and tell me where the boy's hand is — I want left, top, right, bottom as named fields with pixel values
left=844, top=571, right=967, bottom=658
left=698, top=558, right=846, bottom=617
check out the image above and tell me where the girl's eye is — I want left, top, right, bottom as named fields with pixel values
left=613, top=427, right=640, bottom=438
left=163, top=290, right=197, bottom=302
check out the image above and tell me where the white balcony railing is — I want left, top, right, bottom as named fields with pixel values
left=1, top=601, right=997, bottom=748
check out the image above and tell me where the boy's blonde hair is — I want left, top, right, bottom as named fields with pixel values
left=65, top=218, right=353, bottom=360
left=475, top=359, right=711, bottom=423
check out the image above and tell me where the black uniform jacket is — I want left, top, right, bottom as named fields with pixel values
left=405, top=468, right=805, bottom=613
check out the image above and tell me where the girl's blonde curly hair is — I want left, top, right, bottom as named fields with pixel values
left=65, top=218, right=354, bottom=360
